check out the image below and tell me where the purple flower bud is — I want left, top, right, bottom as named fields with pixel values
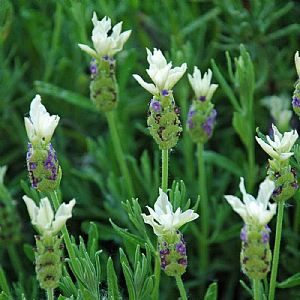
left=151, top=100, right=162, bottom=112
left=161, top=89, right=169, bottom=97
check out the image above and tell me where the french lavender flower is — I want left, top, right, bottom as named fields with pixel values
left=225, top=177, right=277, bottom=280
left=261, top=95, right=292, bottom=134
left=256, top=124, right=298, bottom=202
left=78, top=12, right=131, bottom=112
left=187, top=67, right=218, bottom=143
left=133, top=48, right=187, bottom=150
left=23, top=196, right=75, bottom=290
left=142, top=188, right=198, bottom=276
left=292, top=51, right=300, bottom=117
left=24, top=95, right=61, bottom=192
left=0, top=166, right=21, bottom=245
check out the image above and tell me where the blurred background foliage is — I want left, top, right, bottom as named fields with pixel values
left=1, top=0, right=300, bottom=299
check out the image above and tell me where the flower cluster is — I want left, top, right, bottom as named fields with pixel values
left=79, top=13, right=131, bottom=112
left=225, top=177, right=276, bottom=279
left=142, top=189, right=198, bottom=276
left=25, top=95, right=61, bottom=192
left=23, top=196, right=75, bottom=290
left=256, top=124, right=298, bottom=202
left=187, top=67, right=218, bottom=143
left=134, top=48, right=186, bottom=149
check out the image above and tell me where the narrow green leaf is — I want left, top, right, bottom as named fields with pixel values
left=276, top=272, right=300, bottom=288
left=107, top=257, right=120, bottom=300
left=204, top=150, right=243, bottom=177
left=233, top=111, right=251, bottom=149
left=211, top=58, right=241, bottom=113
left=119, top=248, right=133, bottom=278
left=204, top=282, right=218, bottom=300
left=34, top=81, right=98, bottom=113
left=121, top=263, right=136, bottom=300
left=110, top=219, right=146, bottom=247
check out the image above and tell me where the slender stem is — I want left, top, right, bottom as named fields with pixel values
left=268, top=200, right=285, bottom=300
left=175, top=275, right=188, bottom=300
left=253, top=279, right=260, bottom=300
left=7, top=244, right=23, bottom=280
left=0, top=266, right=11, bottom=298
left=161, top=149, right=169, bottom=192
left=49, top=191, right=77, bottom=265
left=47, top=288, right=54, bottom=300
left=106, top=111, right=134, bottom=198
left=152, top=253, right=161, bottom=300
left=197, top=143, right=209, bottom=273
left=247, top=140, right=255, bottom=194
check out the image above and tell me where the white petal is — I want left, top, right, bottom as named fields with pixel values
left=78, top=44, right=98, bottom=58
left=133, top=74, right=159, bottom=95
left=166, top=63, right=187, bottom=90
left=224, top=195, right=248, bottom=223
left=174, top=209, right=199, bottom=229
left=154, top=188, right=173, bottom=215
left=255, top=137, right=279, bottom=159
left=23, top=195, right=38, bottom=222
left=256, top=178, right=275, bottom=209
left=36, top=198, right=54, bottom=231
left=52, top=199, right=76, bottom=234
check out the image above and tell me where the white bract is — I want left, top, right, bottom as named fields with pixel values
left=255, top=124, right=298, bottom=161
left=188, top=67, right=218, bottom=101
left=78, top=12, right=131, bottom=59
left=23, top=196, right=75, bottom=239
left=24, top=94, right=60, bottom=147
left=142, top=188, right=199, bottom=236
left=133, top=48, right=187, bottom=96
left=225, top=177, right=277, bottom=227
left=295, top=51, right=300, bottom=77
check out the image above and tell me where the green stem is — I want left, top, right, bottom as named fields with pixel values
left=106, top=111, right=134, bottom=198
left=49, top=191, right=77, bottom=267
left=47, top=288, right=54, bottom=300
left=197, top=143, right=209, bottom=273
left=0, top=266, right=11, bottom=298
left=152, top=253, right=161, bottom=300
left=268, top=200, right=285, bottom=300
left=175, top=275, right=188, bottom=300
left=7, top=244, right=23, bottom=280
left=161, top=149, right=169, bottom=192
left=253, top=279, right=260, bottom=300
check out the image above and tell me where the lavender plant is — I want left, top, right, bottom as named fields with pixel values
left=1, top=2, right=300, bottom=300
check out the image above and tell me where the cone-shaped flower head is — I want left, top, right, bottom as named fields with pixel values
left=225, top=177, right=277, bottom=227
left=134, top=49, right=186, bottom=149
left=23, top=196, right=75, bottom=243
left=142, top=188, right=198, bottom=276
left=256, top=124, right=298, bottom=202
left=188, top=67, right=218, bottom=102
left=142, top=188, right=199, bottom=236
left=24, top=94, right=60, bottom=148
left=225, top=177, right=276, bottom=280
left=25, top=95, right=62, bottom=191
left=187, top=67, right=218, bottom=143
left=78, top=13, right=131, bottom=112
left=78, top=12, right=131, bottom=59
left=133, top=48, right=187, bottom=96
left=255, top=124, right=298, bottom=162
